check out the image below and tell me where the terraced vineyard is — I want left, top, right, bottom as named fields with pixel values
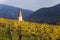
left=0, top=18, right=60, bottom=40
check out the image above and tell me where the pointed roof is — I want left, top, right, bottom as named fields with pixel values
left=18, top=9, right=22, bottom=17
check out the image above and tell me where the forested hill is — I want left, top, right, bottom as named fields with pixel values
left=27, top=4, right=60, bottom=24
left=0, top=4, right=33, bottom=19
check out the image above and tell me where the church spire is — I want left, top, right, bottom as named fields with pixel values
left=18, top=9, right=23, bottom=21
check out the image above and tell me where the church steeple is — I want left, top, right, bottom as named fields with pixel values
left=18, top=9, right=23, bottom=21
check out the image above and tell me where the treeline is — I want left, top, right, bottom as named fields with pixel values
left=0, top=18, right=60, bottom=40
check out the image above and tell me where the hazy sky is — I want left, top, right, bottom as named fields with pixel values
left=0, top=0, right=60, bottom=11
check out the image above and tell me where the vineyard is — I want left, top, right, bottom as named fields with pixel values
left=0, top=18, right=60, bottom=40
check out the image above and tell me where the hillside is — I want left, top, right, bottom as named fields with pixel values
left=0, top=18, right=60, bottom=40
left=0, top=4, right=33, bottom=19
left=27, top=4, right=60, bottom=24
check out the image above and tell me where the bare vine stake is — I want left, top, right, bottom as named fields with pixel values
left=9, top=26, right=12, bottom=40
left=17, top=26, right=22, bottom=40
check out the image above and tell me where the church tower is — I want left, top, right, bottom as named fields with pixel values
left=18, top=10, right=23, bottom=21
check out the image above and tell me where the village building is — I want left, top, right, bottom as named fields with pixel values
left=18, top=10, right=23, bottom=21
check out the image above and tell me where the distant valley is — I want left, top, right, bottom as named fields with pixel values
left=1, top=4, right=60, bottom=24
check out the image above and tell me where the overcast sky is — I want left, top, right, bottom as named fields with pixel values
left=0, top=0, right=60, bottom=11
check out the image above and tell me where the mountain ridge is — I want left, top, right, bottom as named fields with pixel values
left=0, top=4, right=33, bottom=19
left=27, top=4, right=60, bottom=24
